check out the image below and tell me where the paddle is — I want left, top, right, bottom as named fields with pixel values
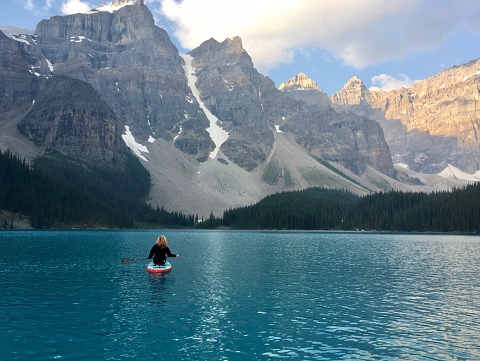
left=122, top=257, right=149, bottom=264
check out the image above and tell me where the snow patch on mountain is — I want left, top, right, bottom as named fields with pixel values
left=180, top=53, right=229, bottom=159
left=437, top=164, right=479, bottom=182
left=70, top=36, right=88, bottom=43
left=122, top=125, right=149, bottom=161
left=11, top=34, right=30, bottom=45
left=174, top=126, right=183, bottom=141
left=46, top=58, right=54, bottom=72
left=29, top=68, right=40, bottom=77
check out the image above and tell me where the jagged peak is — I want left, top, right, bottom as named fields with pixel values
left=278, top=73, right=321, bottom=91
left=200, top=38, right=220, bottom=46
left=222, top=36, right=245, bottom=54
left=190, top=36, right=252, bottom=65
left=227, top=36, right=243, bottom=46
left=344, top=76, right=365, bottom=88
left=330, top=76, right=368, bottom=105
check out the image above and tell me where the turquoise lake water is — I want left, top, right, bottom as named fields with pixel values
left=1, top=230, right=479, bottom=360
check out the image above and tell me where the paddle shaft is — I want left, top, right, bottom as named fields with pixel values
left=122, top=257, right=149, bottom=264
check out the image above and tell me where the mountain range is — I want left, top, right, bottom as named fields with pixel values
left=1, top=0, right=479, bottom=218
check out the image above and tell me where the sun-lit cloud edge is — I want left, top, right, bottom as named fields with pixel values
left=61, top=0, right=93, bottom=15
left=369, top=74, right=419, bottom=91
left=153, top=0, right=480, bottom=75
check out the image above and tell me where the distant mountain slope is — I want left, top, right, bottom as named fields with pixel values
left=0, top=26, right=34, bottom=39
left=330, top=60, right=480, bottom=174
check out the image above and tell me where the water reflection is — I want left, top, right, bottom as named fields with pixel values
left=379, top=236, right=480, bottom=360
left=244, top=232, right=480, bottom=360
left=179, top=231, right=233, bottom=357
left=2, top=231, right=479, bottom=360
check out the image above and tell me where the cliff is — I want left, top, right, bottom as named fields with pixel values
left=18, top=76, right=129, bottom=168
left=279, top=73, right=394, bottom=177
left=330, top=60, right=480, bottom=173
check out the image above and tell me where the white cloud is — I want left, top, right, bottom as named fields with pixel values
left=154, top=0, right=480, bottom=73
left=370, top=74, right=418, bottom=91
left=44, top=0, right=53, bottom=11
left=23, top=0, right=34, bottom=10
left=61, top=0, right=92, bottom=15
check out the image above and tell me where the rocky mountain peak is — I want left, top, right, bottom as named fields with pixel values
left=345, top=76, right=364, bottom=87
left=330, top=75, right=368, bottom=105
left=278, top=72, right=331, bottom=107
left=225, top=36, right=244, bottom=54
left=278, top=73, right=321, bottom=91
left=36, top=0, right=154, bottom=43
left=189, top=36, right=253, bottom=69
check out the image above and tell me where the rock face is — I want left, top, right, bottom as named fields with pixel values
left=189, top=43, right=394, bottom=176
left=33, top=0, right=213, bottom=162
left=188, top=37, right=274, bottom=171
left=17, top=76, right=129, bottom=168
left=278, top=73, right=394, bottom=177
left=330, top=62, right=480, bottom=173
left=330, top=76, right=369, bottom=105
left=0, top=31, right=39, bottom=111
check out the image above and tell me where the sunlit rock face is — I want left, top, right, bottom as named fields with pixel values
left=278, top=73, right=331, bottom=108
left=279, top=72, right=322, bottom=91
left=330, top=60, right=480, bottom=174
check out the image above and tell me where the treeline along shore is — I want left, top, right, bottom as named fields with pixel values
left=201, top=186, right=480, bottom=232
left=1, top=150, right=479, bottom=232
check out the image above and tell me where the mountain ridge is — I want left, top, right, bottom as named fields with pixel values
left=281, top=65, right=480, bottom=177
left=1, top=1, right=478, bottom=218
left=330, top=60, right=480, bottom=174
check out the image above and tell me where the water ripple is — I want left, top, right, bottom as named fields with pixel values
left=1, top=231, right=479, bottom=360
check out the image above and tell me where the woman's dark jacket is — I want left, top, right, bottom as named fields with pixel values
left=148, top=245, right=177, bottom=265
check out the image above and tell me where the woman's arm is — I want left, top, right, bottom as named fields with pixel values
left=166, top=247, right=178, bottom=258
left=148, top=245, right=156, bottom=259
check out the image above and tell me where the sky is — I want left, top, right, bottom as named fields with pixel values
left=1, top=0, right=480, bottom=94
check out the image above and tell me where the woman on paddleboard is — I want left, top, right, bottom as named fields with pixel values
left=148, top=235, right=179, bottom=266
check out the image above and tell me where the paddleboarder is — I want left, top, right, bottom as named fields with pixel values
left=148, top=235, right=179, bottom=266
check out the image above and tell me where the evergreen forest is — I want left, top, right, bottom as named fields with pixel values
left=201, top=185, right=480, bottom=233
left=0, top=150, right=196, bottom=228
left=1, top=149, right=479, bottom=232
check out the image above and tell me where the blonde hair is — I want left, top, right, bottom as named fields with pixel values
left=156, top=235, right=168, bottom=248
